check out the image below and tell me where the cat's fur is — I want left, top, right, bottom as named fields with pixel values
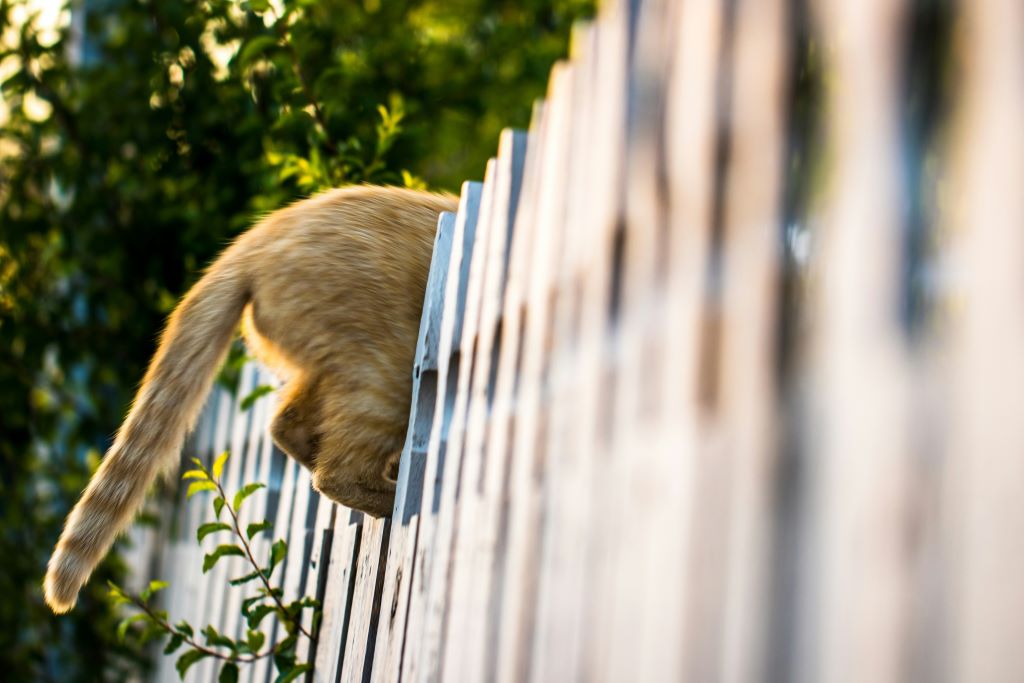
left=44, top=185, right=457, bottom=614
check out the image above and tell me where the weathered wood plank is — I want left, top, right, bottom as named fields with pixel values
left=943, top=0, right=1024, bottom=680
left=526, top=9, right=627, bottom=683
left=443, top=129, right=528, bottom=683
left=800, top=1, right=913, bottom=682
left=419, top=160, right=498, bottom=682
left=492, top=59, right=574, bottom=683
left=371, top=209, right=457, bottom=683
left=338, top=516, right=389, bottom=683
left=312, top=507, right=362, bottom=683
left=619, top=0, right=722, bottom=680
left=436, top=158, right=498, bottom=683
left=400, top=182, right=483, bottom=683
left=589, top=1, right=688, bottom=680
left=527, top=17, right=614, bottom=683
left=474, top=106, right=545, bottom=683
left=715, top=0, right=787, bottom=680
left=298, top=495, right=338, bottom=669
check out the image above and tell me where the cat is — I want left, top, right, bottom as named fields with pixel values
left=44, top=185, right=458, bottom=614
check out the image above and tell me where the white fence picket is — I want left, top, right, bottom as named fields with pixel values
left=400, top=182, right=483, bottom=683
left=444, top=129, right=528, bottom=683
left=493, top=59, right=575, bottom=683
left=943, top=0, right=1024, bottom=680
left=312, top=507, right=360, bottom=683
left=371, top=209, right=457, bottom=683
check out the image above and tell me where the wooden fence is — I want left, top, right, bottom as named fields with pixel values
left=130, top=0, right=1024, bottom=680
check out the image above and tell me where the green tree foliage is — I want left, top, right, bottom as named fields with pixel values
left=0, top=0, right=591, bottom=678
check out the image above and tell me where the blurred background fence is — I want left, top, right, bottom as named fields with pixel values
left=131, top=0, right=1024, bottom=680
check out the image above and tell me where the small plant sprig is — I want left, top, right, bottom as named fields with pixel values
left=108, top=452, right=319, bottom=682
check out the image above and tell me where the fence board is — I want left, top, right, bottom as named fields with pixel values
left=943, top=0, right=1024, bottom=680
left=716, top=0, right=787, bottom=681
left=400, top=182, right=483, bottom=683
left=338, top=516, right=388, bottom=683
left=493, top=59, right=575, bottom=683
left=443, top=129, right=528, bottom=683
left=801, top=2, right=914, bottom=682
left=298, top=496, right=338, bottom=670
left=426, top=158, right=498, bottom=683
left=527, top=21, right=599, bottom=683
left=371, top=209, right=457, bottom=683
left=473, top=107, right=545, bottom=683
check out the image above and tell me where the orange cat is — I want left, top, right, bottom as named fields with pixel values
left=44, top=185, right=457, bottom=614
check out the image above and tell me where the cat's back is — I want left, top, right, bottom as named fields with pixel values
left=240, top=185, right=457, bottom=369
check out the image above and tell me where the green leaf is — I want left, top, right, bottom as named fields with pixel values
left=239, top=384, right=275, bottom=411
left=269, top=539, right=288, bottom=574
left=233, top=482, right=266, bottom=511
left=246, top=520, right=272, bottom=540
left=107, top=582, right=130, bottom=606
left=202, top=624, right=237, bottom=650
left=229, top=570, right=262, bottom=586
left=163, top=633, right=185, bottom=655
left=275, top=663, right=312, bottom=683
left=241, top=596, right=262, bottom=615
left=213, top=496, right=225, bottom=519
left=246, top=0, right=271, bottom=14
left=258, top=585, right=283, bottom=599
left=298, top=596, right=320, bottom=609
left=246, top=604, right=276, bottom=630
left=176, top=650, right=208, bottom=680
left=272, top=634, right=298, bottom=677
left=203, top=544, right=245, bottom=573
left=219, top=663, right=239, bottom=683
left=187, top=480, right=217, bottom=499
left=216, top=341, right=251, bottom=393
left=140, top=622, right=165, bottom=645
left=197, top=521, right=232, bottom=543
left=237, top=35, right=278, bottom=68
left=117, top=613, right=149, bottom=641
left=141, top=579, right=169, bottom=601
left=212, top=451, right=229, bottom=479
left=175, top=621, right=194, bottom=638
left=182, top=469, right=208, bottom=480
left=246, top=629, right=266, bottom=653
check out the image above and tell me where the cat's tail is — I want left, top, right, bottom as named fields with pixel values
left=44, top=241, right=253, bottom=613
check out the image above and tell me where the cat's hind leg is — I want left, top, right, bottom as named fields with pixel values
left=269, top=379, right=321, bottom=470
left=308, top=407, right=403, bottom=518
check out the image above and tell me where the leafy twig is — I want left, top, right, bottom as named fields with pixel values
left=109, top=451, right=318, bottom=680
left=116, top=586, right=271, bottom=663
left=204, top=458, right=312, bottom=640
